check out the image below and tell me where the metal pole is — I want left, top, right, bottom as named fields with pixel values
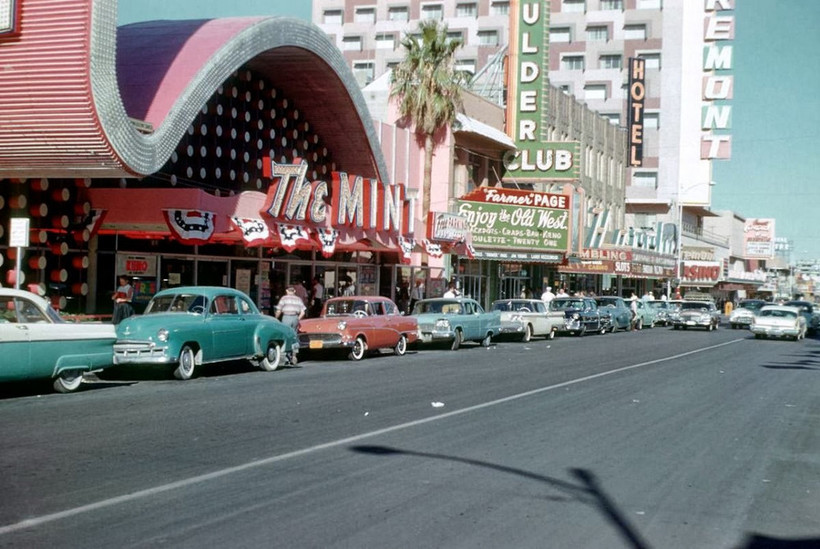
left=675, top=200, right=683, bottom=298
left=14, top=247, right=22, bottom=290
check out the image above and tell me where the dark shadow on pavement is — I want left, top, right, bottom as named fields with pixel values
left=735, top=533, right=820, bottom=549
left=350, top=444, right=652, bottom=549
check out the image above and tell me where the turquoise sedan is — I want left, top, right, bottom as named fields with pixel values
left=113, top=286, right=298, bottom=380
left=412, top=297, right=501, bottom=350
left=0, top=289, right=117, bottom=393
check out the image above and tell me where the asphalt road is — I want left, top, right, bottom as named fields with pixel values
left=1, top=325, right=819, bottom=548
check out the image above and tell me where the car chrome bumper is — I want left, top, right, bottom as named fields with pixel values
left=113, top=341, right=171, bottom=364
left=750, top=326, right=801, bottom=338
left=298, top=333, right=354, bottom=350
left=419, top=330, right=455, bottom=343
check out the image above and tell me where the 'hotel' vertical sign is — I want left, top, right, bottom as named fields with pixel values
left=627, top=57, right=646, bottom=167
left=0, top=0, right=21, bottom=36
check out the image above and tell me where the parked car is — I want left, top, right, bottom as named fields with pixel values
left=550, top=297, right=605, bottom=336
left=412, top=297, right=501, bottom=350
left=665, top=299, right=686, bottom=326
left=491, top=298, right=564, bottom=341
left=750, top=305, right=806, bottom=341
left=671, top=301, right=721, bottom=331
left=113, top=286, right=299, bottom=379
left=782, top=300, right=819, bottom=335
left=298, top=296, right=418, bottom=360
left=0, top=288, right=117, bottom=393
left=646, top=300, right=672, bottom=326
left=595, top=296, right=632, bottom=332
left=633, top=298, right=658, bottom=329
left=729, top=299, right=767, bottom=329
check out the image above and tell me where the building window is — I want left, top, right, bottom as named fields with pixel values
left=550, top=27, right=571, bottom=43
left=644, top=112, right=659, bottom=128
left=624, top=24, right=647, bottom=40
left=585, top=84, right=607, bottom=101
left=455, top=58, right=476, bottom=74
left=375, top=33, right=395, bottom=50
left=587, top=26, right=608, bottom=42
left=490, top=1, right=510, bottom=16
left=342, top=36, right=362, bottom=51
left=456, top=2, right=477, bottom=18
left=601, top=0, right=623, bottom=10
left=421, top=3, right=444, bottom=20
left=562, top=0, right=586, bottom=13
left=446, top=31, right=464, bottom=45
left=599, top=54, right=622, bottom=69
left=638, top=0, right=662, bottom=9
left=354, top=7, right=376, bottom=24
left=632, top=172, right=658, bottom=188
left=602, top=113, right=620, bottom=125
left=640, top=53, right=661, bottom=69
left=353, top=61, right=375, bottom=85
left=558, top=84, right=572, bottom=95
left=634, top=213, right=657, bottom=228
left=477, top=30, right=499, bottom=46
left=561, top=55, right=585, bottom=71
left=323, top=10, right=343, bottom=25
left=386, top=61, right=400, bottom=71
left=388, top=6, right=409, bottom=22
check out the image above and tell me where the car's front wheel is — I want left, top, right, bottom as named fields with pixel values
left=521, top=324, right=532, bottom=343
left=349, top=336, right=367, bottom=360
left=174, top=345, right=196, bottom=380
left=450, top=329, right=462, bottom=351
left=259, top=341, right=282, bottom=371
left=53, top=369, right=83, bottom=393
left=394, top=335, right=407, bottom=356
left=480, top=332, right=492, bottom=347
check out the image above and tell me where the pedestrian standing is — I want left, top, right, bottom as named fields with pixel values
left=275, top=286, right=306, bottom=330
left=112, top=274, right=135, bottom=324
left=310, top=276, right=324, bottom=317
left=409, top=278, right=424, bottom=313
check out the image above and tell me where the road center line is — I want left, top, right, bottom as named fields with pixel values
left=0, top=338, right=744, bottom=536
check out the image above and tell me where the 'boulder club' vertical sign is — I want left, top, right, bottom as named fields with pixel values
left=627, top=57, right=645, bottom=167
left=502, top=1, right=580, bottom=182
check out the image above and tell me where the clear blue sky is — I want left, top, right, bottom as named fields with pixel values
left=117, top=0, right=312, bottom=25
left=117, top=1, right=818, bottom=261
left=712, top=1, right=820, bottom=261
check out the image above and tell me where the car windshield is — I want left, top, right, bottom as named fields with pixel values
left=551, top=298, right=584, bottom=310
left=492, top=301, right=533, bottom=312
left=325, top=299, right=371, bottom=316
left=784, top=301, right=812, bottom=312
left=759, top=309, right=797, bottom=319
left=680, top=302, right=710, bottom=311
left=595, top=299, right=619, bottom=308
left=738, top=300, right=766, bottom=311
left=146, top=294, right=208, bottom=314
left=646, top=301, right=667, bottom=310
left=413, top=300, right=462, bottom=315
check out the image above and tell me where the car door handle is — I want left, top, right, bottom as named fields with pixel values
left=15, top=325, right=29, bottom=331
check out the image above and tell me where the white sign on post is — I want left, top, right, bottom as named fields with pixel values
left=9, top=217, right=30, bottom=247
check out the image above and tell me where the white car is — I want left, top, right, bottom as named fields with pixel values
left=491, top=298, right=564, bottom=341
left=750, top=305, right=807, bottom=341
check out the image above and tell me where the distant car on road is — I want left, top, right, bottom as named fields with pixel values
left=491, top=298, right=564, bottom=341
left=782, top=300, right=819, bottom=335
left=113, top=286, right=299, bottom=379
left=0, top=288, right=117, bottom=393
left=298, top=296, right=418, bottom=360
left=671, top=301, right=721, bottom=331
left=750, top=305, right=806, bottom=341
left=412, top=297, right=500, bottom=350
left=633, top=298, right=658, bottom=330
left=646, top=300, right=672, bottom=326
left=550, top=297, right=605, bottom=336
left=729, top=299, right=767, bottom=329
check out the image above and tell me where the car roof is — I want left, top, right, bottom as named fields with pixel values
left=154, top=286, right=245, bottom=297
left=761, top=305, right=801, bottom=312
left=0, top=288, right=50, bottom=308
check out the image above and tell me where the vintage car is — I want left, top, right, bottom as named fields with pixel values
left=113, top=286, right=299, bottom=379
left=750, top=305, right=806, bottom=341
left=550, top=297, right=605, bottom=336
left=671, top=300, right=721, bottom=331
left=664, top=299, right=686, bottom=326
left=645, top=300, right=672, bottom=326
left=729, top=299, right=767, bottom=329
left=491, top=298, right=564, bottom=341
left=412, top=297, right=501, bottom=350
left=297, top=296, right=418, bottom=360
left=0, top=288, right=117, bottom=393
left=595, top=296, right=632, bottom=332
left=782, top=300, right=819, bottom=335
left=633, top=298, right=658, bottom=329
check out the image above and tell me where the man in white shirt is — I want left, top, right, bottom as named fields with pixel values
left=540, top=286, right=555, bottom=306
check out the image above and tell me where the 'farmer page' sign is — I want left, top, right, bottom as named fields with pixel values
left=456, top=187, right=571, bottom=253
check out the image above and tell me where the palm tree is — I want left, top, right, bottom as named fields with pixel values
left=390, top=20, right=466, bottom=236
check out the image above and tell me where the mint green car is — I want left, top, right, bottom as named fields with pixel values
left=113, top=286, right=298, bottom=380
left=412, top=297, right=501, bottom=350
left=0, top=289, right=117, bottom=393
